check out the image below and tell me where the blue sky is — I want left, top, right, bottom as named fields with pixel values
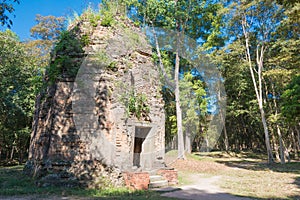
left=3, top=0, right=101, bottom=41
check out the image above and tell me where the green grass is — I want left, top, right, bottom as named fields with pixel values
left=0, top=165, right=175, bottom=199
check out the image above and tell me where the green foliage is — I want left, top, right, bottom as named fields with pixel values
left=281, top=75, right=300, bottom=124
left=180, top=72, right=207, bottom=117
left=80, top=6, right=101, bottom=27
left=128, top=0, right=224, bottom=47
left=47, top=30, right=84, bottom=84
left=180, top=72, right=208, bottom=146
left=108, top=61, right=118, bottom=71
left=99, top=1, right=118, bottom=27
left=100, top=10, right=115, bottom=27
left=162, top=87, right=177, bottom=144
left=80, top=34, right=90, bottom=46
left=54, top=31, right=84, bottom=56
left=89, top=13, right=101, bottom=27
left=0, top=30, right=41, bottom=162
left=92, top=50, right=118, bottom=71
left=120, top=88, right=150, bottom=119
left=127, top=91, right=150, bottom=120
left=93, top=50, right=118, bottom=72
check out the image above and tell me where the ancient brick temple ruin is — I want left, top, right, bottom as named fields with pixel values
left=24, top=15, right=171, bottom=188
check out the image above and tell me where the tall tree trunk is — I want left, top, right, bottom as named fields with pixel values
left=282, top=138, right=291, bottom=163
left=151, top=24, right=174, bottom=88
left=271, top=83, right=285, bottom=164
left=221, top=113, right=229, bottom=151
left=271, top=129, right=280, bottom=161
left=175, top=48, right=185, bottom=159
left=205, top=135, right=210, bottom=152
left=218, top=84, right=228, bottom=151
left=277, top=125, right=285, bottom=164
left=242, top=17, right=274, bottom=163
left=10, top=145, right=15, bottom=160
left=258, top=61, right=274, bottom=164
left=224, top=126, right=229, bottom=152
left=296, top=124, right=300, bottom=148
left=291, top=129, right=299, bottom=159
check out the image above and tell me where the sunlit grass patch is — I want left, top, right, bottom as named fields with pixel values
left=219, top=169, right=299, bottom=199
left=169, top=151, right=300, bottom=199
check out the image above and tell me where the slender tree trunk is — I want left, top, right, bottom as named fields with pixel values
left=294, top=126, right=300, bottom=159
left=291, top=129, right=299, bottom=159
left=259, top=83, right=274, bottom=163
left=242, top=17, right=274, bottom=163
left=151, top=22, right=185, bottom=158
left=175, top=48, right=185, bottom=159
left=272, top=84, right=285, bottom=164
left=296, top=125, right=300, bottom=148
left=282, top=138, right=291, bottom=163
left=224, top=127, right=229, bottom=151
left=185, top=127, right=191, bottom=154
left=6, top=150, right=9, bottom=161
left=271, top=128, right=280, bottom=161
left=18, top=147, right=23, bottom=164
left=218, top=85, right=228, bottom=151
left=205, top=135, right=210, bottom=152
left=296, top=127, right=300, bottom=159
left=151, top=24, right=174, bottom=88
left=277, top=125, right=285, bottom=164
left=10, top=145, right=15, bottom=160
left=221, top=113, right=229, bottom=151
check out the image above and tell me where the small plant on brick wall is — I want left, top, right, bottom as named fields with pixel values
left=121, top=90, right=150, bottom=120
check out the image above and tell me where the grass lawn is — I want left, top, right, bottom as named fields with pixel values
left=1, top=152, right=300, bottom=199
left=167, top=150, right=300, bottom=200
left=0, top=165, right=175, bottom=199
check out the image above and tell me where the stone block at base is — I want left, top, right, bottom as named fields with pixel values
left=123, top=172, right=150, bottom=190
left=157, top=169, right=178, bottom=185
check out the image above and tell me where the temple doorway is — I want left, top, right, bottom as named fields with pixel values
left=133, top=126, right=151, bottom=167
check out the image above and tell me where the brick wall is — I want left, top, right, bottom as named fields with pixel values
left=123, top=172, right=150, bottom=190
left=157, top=169, right=178, bottom=185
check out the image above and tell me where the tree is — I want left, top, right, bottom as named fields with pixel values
left=0, top=30, right=41, bottom=162
left=129, top=0, right=223, bottom=159
left=0, top=0, right=19, bottom=28
left=180, top=71, right=207, bottom=153
left=281, top=75, right=300, bottom=126
left=226, top=0, right=286, bottom=163
left=30, top=14, right=65, bottom=41
left=26, top=15, right=65, bottom=68
left=210, top=0, right=300, bottom=161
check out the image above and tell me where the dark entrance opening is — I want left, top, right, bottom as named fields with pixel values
left=133, top=126, right=151, bottom=167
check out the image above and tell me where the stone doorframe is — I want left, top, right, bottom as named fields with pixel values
left=127, top=120, right=158, bottom=171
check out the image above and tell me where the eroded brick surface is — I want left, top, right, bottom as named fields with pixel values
left=25, top=17, right=165, bottom=188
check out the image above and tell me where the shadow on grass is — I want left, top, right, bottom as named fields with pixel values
left=215, top=159, right=300, bottom=175
left=194, top=151, right=300, bottom=174
left=160, top=188, right=254, bottom=200
left=0, top=165, right=175, bottom=200
left=290, top=176, right=300, bottom=200
left=204, top=150, right=267, bottom=158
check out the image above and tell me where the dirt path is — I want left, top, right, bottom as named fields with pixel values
left=160, top=174, right=253, bottom=200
